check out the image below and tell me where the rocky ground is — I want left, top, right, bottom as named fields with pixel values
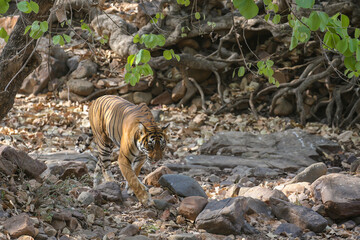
left=0, top=94, right=359, bottom=240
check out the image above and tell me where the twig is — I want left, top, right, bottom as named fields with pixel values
left=249, top=92, right=258, bottom=119
left=188, top=77, right=206, bottom=111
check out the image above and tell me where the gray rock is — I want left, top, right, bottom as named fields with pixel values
left=195, top=197, right=248, bottom=235
left=303, top=231, right=317, bottom=240
left=159, top=174, right=207, bottom=198
left=0, top=144, right=47, bottom=179
left=67, top=79, right=94, bottom=96
left=240, top=186, right=289, bottom=203
left=95, top=181, right=123, bottom=203
left=252, top=167, right=282, bottom=179
left=340, top=220, right=356, bottom=230
left=245, top=197, right=272, bottom=217
left=327, top=167, right=342, bottom=173
left=77, top=191, right=95, bottom=206
left=189, top=129, right=340, bottom=171
left=274, top=223, right=302, bottom=238
left=269, top=197, right=328, bottom=233
left=153, top=199, right=170, bottom=210
left=289, top=162, right=327, bottom=184
left=46, top=161, right=88, bottom=180
left=70, top=59, right=97, bottom=79
left=311, top=173, right=360, bottom=219
left=133, top=92, right=152, bottom=105
left=121, top=236, right=150, bottom=240
left=120, top=224, right=139, bottom=236
left=3, top=213, right=37, bottom=238
left=66, top=55, right=80, bottom=73
left=350, top=159, right=360, bottom=173
left=168, top=233, right=199, bottom=240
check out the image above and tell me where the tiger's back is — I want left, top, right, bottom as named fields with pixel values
left=88, top=95, right=168, bottom=206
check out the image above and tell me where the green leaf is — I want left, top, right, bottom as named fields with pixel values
left=52, top=35, right=61, bottom=45
left=0, top=0, right=9, bottom=14
left=29, top=0, right=39, bottom=13
left=356, top=46, right=360, bottom=61
left=31, top=21, right=40, bottom=31
left=264, top=0, right=271, bottom=5
left=195, top=12, right=201, bottom=20
left=275, top=81, right=280, bottom=87
left=163, top=50, right=172, bottom=60
left=348, top=38, right=358, bottom=53
left=127, top=54, right=135, bottom=66
left=344, top=56, right=356, bottom=71
left=24, top=25, right=31, bottom=35
left=295, top=0, right=315, bottom=9
left=273, top=14, right=281, bottom=24
left=308, top=11, right=320, bottom=31
left=233, top=0, right=259, bottom=19
left=175, top=54, right=180, bottom=61
left=140, top=49, right=151, bottom=63
left=335, top=38, right=348, bottom=54
left=17, top=1, right=30, bottom=13
left=341, top=14, right=349, bottom=28
left=355, top=28, right=360, bottom=39
left=264, top=13, right=270, bottom=22
left=40, top=21, right=48, bottom=32
left=266, top=60, right=274, bottom=67
left=63, top=34, right=71, bottom=43
left=133, top=34, right=140, bottom=43
left=238, top=66, right=245, bottom=77
left=318, top=11, right=329, bottom=32
left=0, top=27, right=9, bottom=42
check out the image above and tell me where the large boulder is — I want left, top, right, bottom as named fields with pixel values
left=159, top=174, right=207, bottom=198
left=187, top=129, right=341, bottom=171
left=311, top=173, right=360, bottom=219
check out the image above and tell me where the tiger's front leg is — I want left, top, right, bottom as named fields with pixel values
left=118, top=153, right=152, bottom=206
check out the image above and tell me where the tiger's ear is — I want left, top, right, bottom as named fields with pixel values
left=161, top=123, right=170, bottom=131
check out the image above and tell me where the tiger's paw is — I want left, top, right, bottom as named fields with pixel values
left=139, top=194, right=153, bottom=207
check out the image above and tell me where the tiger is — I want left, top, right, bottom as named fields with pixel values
left=88, top=95, right=169, bottom=206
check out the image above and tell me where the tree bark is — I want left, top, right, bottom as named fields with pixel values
left=0, top=0, right=55, bottom=122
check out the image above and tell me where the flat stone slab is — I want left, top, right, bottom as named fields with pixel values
left=31, top=150, right=97, bottom=164
left=186, top=129, right=340, bottom=171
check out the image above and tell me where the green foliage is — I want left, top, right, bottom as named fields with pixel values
left=0, top=0, right=10, bottom=14
left=133, top=33, right=165, bottom=49
left=163, top=49, right=180, bottom=61
left=296, top=0, right=315, bottom=9
left=233, top=0, right=259, bottom=19
left=24, top=20, right=48, bottom=39
left=150, top=12, right=165, bottom=24
left=258, top=60, right=279, bottom=87
left=195, top=12, right=201, bottom=20
left=17, top=0, right=39, bottom=14
left=177, top=0, right=190, bottom=7
left=0, top=27, right=9, bottom=42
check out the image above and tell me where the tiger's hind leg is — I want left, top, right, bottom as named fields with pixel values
left=93, top=140, right=116, bottom=188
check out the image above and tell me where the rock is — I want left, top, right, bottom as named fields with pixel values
left=311, top=173, right=360, bottom=219
left=150, top=91, right=173, bottom=105
left=44, top=225, right=57, bottom=236
left=66, top=55, right=80, bottom=73
left=3, top=213, right=37, bottom=238
left=172, top=80, right=186, bottom=102
left=195, top=197, right=247, bottom=235
left=179, top=196, right=208, bottom=221
left=58, top=89, right=84, bottom=102
left=252, top=167, right=282, bottom=179
left=282, top=182, right=311, bottom=195
left=70, top=59, right=97, bottom=79
left=273, top=96, right=294, bottom=116
left=274, top=223, right=302, bottom=238
left=168, top=233, right=199, bottom=240
left=303, top=231, right=317, bottom=240
left=77, top=191, right=95, bottom=206
left=47, top=161, right=88, bottom=179
left=159, top=174, right=207, bottom=198
left=120, top=224, right=139, bottom=236
left=151, top=81, right=164, bottom=96
left=240, top=186, right=289, bottom=203
left=340, top=220, right=356, bottom=229
left=193, top=129, right=340, bottom=171
left=153, top=199, right=170, bottom=210
left=269, top=197, right=328, bottom=233
left=120, top=92, right=134, bottom=103
left=244, top=197, right=272, bottom=217
left=144, top=166, right=173, bottom=187
left=133, top=92, right=152, bottom=105
left=50, top=219, right=66, bottom=231
left=350, top=159, right=360, bottom=173
left=153, top=189, right=177, bottom=204
left=327, top=167, right=342, bottom=173
left=289, top=162, right=327, bottom=184
left=95, top=181, right=123, bottom=202
left=129, top=80, right=149, bottom=91
left=86, top=204, right=105, bottom=219
left=121, top=236, right=150, bottom=240
left=151, top=109, right=164, bottom=122
left=207, top=174, right=220, bottom=183
left=67, top=79, right=94, bottom=96
left=17, top=236, right=34, bottom=240
left=0, top=144, right=47, bottom=179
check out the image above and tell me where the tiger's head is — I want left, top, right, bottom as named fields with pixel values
left=137, top=122, right=169, bottom=163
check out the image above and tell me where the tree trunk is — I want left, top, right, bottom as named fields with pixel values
left=0, top=0, right=55, bottom=122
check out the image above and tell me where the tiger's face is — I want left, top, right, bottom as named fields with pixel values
left=137, top=123, right=169, bottom=163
